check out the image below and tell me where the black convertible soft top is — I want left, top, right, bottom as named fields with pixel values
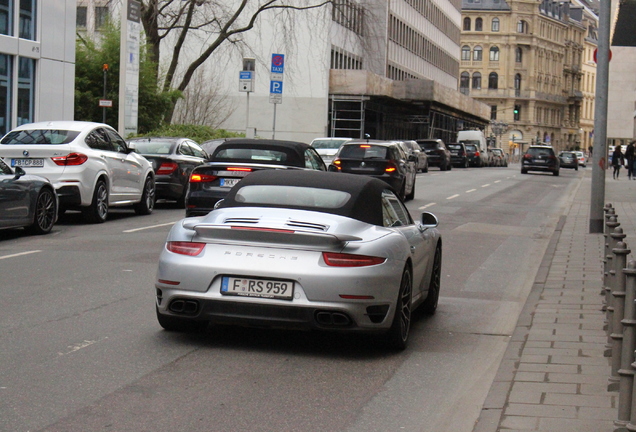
left=219, top=169, right=391, bottom=226
left=210, top=139, right=312, bottom=167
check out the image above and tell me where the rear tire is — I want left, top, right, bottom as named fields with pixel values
left=384, top=267, right=412, bottom=350
left=82, top=179, right=108, bottom=223
left=405, top=179, right=415, bottom=201
left=422, top=162, right=429, bottom=173
left=134, top=176, right=155, bottom=215
left=26, top=188, right=57, bottom=235
left=156, top=306, right=208, bottom=332
left=421, top=246, right=441, bottom=315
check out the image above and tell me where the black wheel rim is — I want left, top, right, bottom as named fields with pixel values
left=96, top=183, right=108, bottom=220
left=398, top=271, right=412, bottom=342
left=430, top=249, right=441, bottom=307
left=36, top=190, right=56, bottom=230
left=145, top=178, right=155, bottom=210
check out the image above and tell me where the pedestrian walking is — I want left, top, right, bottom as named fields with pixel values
left=612, top=145, right=624, bottom=179
left=627, top=141, right=636, bottom=180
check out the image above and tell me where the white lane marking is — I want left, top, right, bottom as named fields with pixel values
left=419, top=203, right=437, bottom=210
left=0, top=250, right=41, bottom=260
left=482, top=184, right=491, bottom=188
left=494, top=180, right=501, bottom=183
left=58, top=339, right=101, bottom=356
left=123, top=221, right=178, bottom=233
left=446, top=194, right=460, bottom=200
left=466, top=189, right=476, bottom=193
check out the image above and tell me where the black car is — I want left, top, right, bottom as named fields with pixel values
left=397, top=140, right=428, bottom=172
left=521, top=145, right=560, bottom=176
left=464, top=143, right=487, bottom=167
left=329, top=140, right=417, bottom=201
left=128, top=137, right=209, bottom=206
left=0, top=158, right=57, bottom=234
left=186, top=139, right=327, bottom=216
left=558, top=151, right=579, bottom=170
left=447, top=143, right=469, bottom=168
left=415, top=139, right=452, bottom=171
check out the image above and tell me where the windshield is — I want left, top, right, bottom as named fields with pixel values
left=311, top=139, right=349, bottom=150
left=459, top=140, right=480, bottom=146
left=1, top=129, right=80, bottom=145
left=235, top=185, right=351, bottom=209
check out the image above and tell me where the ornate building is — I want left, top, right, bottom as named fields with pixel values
left=460, top=0, right=588, bottom=154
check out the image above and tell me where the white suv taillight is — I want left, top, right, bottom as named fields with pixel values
left=51, top=153, right=88, bottom=166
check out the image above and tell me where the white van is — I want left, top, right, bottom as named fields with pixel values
left=456, top=130, right=487, bottom=152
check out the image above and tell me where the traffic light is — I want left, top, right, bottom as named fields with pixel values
left=513, top=105, right=520, bottom=121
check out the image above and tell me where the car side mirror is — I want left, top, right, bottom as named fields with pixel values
left=13, top=166, right=25, bottom=179
left=420, top=211, right=439, bottom=229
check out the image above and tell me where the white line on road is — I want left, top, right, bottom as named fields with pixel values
left=446, top=194, right=460, bottom=200
left=482, top=184, right=491, bottom=188
left=0, top=250, right=41, bottom=260
left=123, top=221, right=178, bottom=233
left=494, top=180, right=501, bottom=183
left=419, top=203, right=437, bottom=210
left=466, top=189, right=476, bottom=193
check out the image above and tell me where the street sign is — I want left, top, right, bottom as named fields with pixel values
left=271, top=54, right=285, bottom=74
left=270, top=80, right=283, bottom=94
left=99, top=99, right=113, bottom=108
left=239, top=71, right=252, bottom=80
left=593, top=48, right=612, bottom=63
left=270, top=53, right=284, bottom=104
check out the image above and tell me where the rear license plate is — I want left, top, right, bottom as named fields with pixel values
left=533, top=159, right=546, bottom=163
left=12, top=158, right=44, bottom=167
left=450, top=151, right=458, bottom=155
left=220, top=178, right=241, bottom=188
left=221, top=276, right=294, bottom=300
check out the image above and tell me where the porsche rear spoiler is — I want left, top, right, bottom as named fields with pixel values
left=183, top=222, right=362, bottom=248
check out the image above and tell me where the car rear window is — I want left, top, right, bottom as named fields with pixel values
left=1, top=129, right=80, bottom=145
left=311, top=139, right=349, bottom=150
left=447, top=144, right=462, bottom=151
left=213, top=147, right=289, bottom=163
left=129, top=140, right=174, bottom=154
left=417, top=142, right=438, bottom=150
left=464, top=144, right=478, bottom=151
left=527, top=148, right=554, bottom=157
left=338, top=144, right=389, bottom=159
left=235, top=185, right=351, bottom=209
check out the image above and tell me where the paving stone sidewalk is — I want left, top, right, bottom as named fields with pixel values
left=472, top=169, right=636, bottom=432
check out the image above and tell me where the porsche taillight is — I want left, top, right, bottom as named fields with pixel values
left=322, top=252, right=386, bottom=267
left=156, top=162, right=178, bottom=175
left=190, top=173, right=218, bottom=183
left=51, top=153, right=88, bottom=166
left=166, top=241, right=206, bottom=256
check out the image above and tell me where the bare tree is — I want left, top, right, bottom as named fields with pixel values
left=139, top=0, right=334, bottom=122
left=171, top=66, right=237, bottom=127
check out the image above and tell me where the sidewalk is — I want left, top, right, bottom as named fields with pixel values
left=473, top=168, right=636, bottom=432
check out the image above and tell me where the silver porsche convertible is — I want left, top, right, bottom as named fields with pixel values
left=155, top=170, right=442, bottom=349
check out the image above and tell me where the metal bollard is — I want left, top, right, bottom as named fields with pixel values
left=607, top=227, right=627, bottom=357
left=605, top=218, right=622, bottom=302
left=617, top=261, right=636, bottom=430
left=606, top=207, right=617, bottom=235
left=610, top=241, right=631, bottom=391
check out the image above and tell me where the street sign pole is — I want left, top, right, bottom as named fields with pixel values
left=272, top=104, right=277, bottom=140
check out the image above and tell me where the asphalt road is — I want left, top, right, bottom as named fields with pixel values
left=0, top=164, right=584, bottom=432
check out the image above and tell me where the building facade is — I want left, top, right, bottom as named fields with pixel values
left=460, top=0, right=590, bottom=154
left=577, top=1, right=597, bottom=154
left=0, top=0, right=75, bottom=135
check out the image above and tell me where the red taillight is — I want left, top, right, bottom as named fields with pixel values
left=166, top=241, right=206, bottom=256
left=190, top=173, right=218, bottom=183
left=156, top=162, right=178, bottom=175
left=158, top=279, right=180, bottom=286
left=523, top=154, right=532, bottom=159
left=51, top=152, right=88, bottom=166
left=227, top=167, right=252, bottom=172
left=333, top=159, right=342, bottom=170
left=474, top=151, right=480, bottom=157
left=323, top=252, right=386, bottom=267
left=385, top=161, right=398, bottom=173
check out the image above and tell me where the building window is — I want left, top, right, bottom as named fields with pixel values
left=0, top=54, right=11, bottom=135
left=490, top=105, right=497, bottom=120
left=473, top=45, right=482, bottom=61
left=489, top=46, right=499, bottom=61
left=0, top=0, right=12, bottom=36
left=460, top=71, right=470, bottom=95
left=472, top=72, right=481, bottom=89
left=77, top=6, right=87, bottom=28
left=488, top=72, right=498, bottom=89
left=475, top=18, right=483, bottom=31
left=463, top=17, right=471, bottom=31
left=332, top=0, right=364, bottom=36
left=492, top=18, right=499, bottom=32
left=461, top=45, right=471, bottom=60
left=95, top=6, right=109, bottom=29
left=517, top=20, right=527, bottom=33
left=514, top=73, right=522, bottom=96
left=515, top=47, right=523, bottom=63
left=17, top=57, right=34, bottom=125
left=19, top=0, right=35, bottom=40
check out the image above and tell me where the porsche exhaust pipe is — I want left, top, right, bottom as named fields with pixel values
left=315, top=311, right=352, bottom=327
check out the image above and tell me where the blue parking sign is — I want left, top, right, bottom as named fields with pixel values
left=270, top=80, right=283, bottom=94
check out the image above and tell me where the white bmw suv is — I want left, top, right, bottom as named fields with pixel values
left=0, top=121, right=155, bottom=223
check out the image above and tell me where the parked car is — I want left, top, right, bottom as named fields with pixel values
left=329, top=140, right=417, bottom=201
left=310, top=137, right=352, bottom=166
left=521, top=145, right=560, bottom=176
left=0, top=158, right=57, bottom=234
left=574, top=151, right=586, bottom=167
left=447, top=143, right=469, bottom=168
left=415, top=139, right=452, bottom=171
left=0, top=121, right=155, bottom=223
left=128, top=137, right=208, bottom=206
left=398, top=140, right=428, bottom=172
left=464, top=143, right=488, bottom=167
left=489, top=148, right=507, bottom=167
left=155, top=169, right=442, bottom=350
left=558, top=151, right=579, bottom=170
left=186, top=139, right=326, bottom=217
